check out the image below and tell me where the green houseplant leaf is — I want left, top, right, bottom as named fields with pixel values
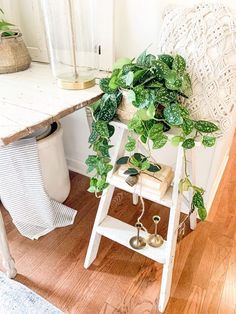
left=156, top=88, right=177, bottom=105
left=173, top=54, right=186, bottom=74
left=195, top=121, right=219, bottom=133
left=171, top=136, right=184, bottom=147
left=198, top=207, right=207, bottom=221
left=133, top=86, right=156, bottom=109
left=202, top=136, right=216, bottom=147
left=192, top=191, right=207, bottom=221
left=164, top=103, right=183, bottom=126
left=124, top=168, right=139, bottom=176
left=0, top=9, right=15, bottom=37
left=149, top=123, right=163, bottom=140
left=116, top=156, right=129, bottom=165
left=153, top=134, right=168, bottom=149
left=125, top=136, right=136, bottom=152
left=85, top=155, right=98, bottom=173
left=136, top=103, right=156, bottom=121
left=182, top=138, right=195, bottom=149
left=99, top=78, right=115, bottom=94
left=158, top=54, right=174, bottom=68
left=182, top=118, right=194, bottom=135
left=178, top=178, right=192, bottom=193
left=147, top=163, right=161, bottom=172
left=95, top=121, right=109, bottom=138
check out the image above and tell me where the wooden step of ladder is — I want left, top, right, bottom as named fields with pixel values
left=84, top=121, right=197, bottom=313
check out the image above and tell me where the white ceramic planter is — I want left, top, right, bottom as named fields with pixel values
left=37, top=122, right=71, bottom=203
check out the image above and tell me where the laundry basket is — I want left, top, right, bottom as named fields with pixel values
left=26, top=122, right=70, bottom=203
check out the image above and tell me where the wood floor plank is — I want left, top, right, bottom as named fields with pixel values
left=99, top=303, right=118, bottom=314
left=183, top=285, right=206, bottom=314
left=199, top=233, right=233, bottom=314
left=218, top=242, right=236, bottom=314
left=164, top=222, right=210, bottom=314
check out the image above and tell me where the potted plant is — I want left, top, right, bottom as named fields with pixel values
left=85, top=50, right=219, bottom=221
left=0, top=9, right=31, bottom=74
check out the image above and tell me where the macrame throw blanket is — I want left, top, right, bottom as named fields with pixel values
left=159, top=3, right=236, bottom=134
left=0, top=138, right=77, bottom=240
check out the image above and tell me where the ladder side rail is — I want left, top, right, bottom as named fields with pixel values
left=158, top=144, right=184, bottom=312
left=188, top=149, right=197, bottom=229
left=107, top=124, right=129, bottom=179
left=84, top=126, right=128, bottom=268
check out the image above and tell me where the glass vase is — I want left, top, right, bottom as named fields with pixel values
left=41, top=0, right=97, bottom=89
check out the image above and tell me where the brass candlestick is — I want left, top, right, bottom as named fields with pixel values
left=147, top=215, right=164, bottom=248
left=129, top=222, right=146, bottom=250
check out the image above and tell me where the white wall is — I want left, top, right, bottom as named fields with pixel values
left=62, top=0, right=236, bottom=211
left=114, top=0, right=236, bottom=59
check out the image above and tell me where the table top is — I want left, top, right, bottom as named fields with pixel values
left=0, top=62, right=103, bottom=145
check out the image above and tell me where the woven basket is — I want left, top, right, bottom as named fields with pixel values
left=85, top=90, right=137, bottom=129
left=116, top=90, right=137, bottom=124
left=0, top=29, right=31, bottom=74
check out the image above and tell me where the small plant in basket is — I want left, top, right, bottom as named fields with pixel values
left=0, top=8, right=31, bottom=74
left=0, top=9, right=15, bottom=37
left=86, top=50, right=219, bottom=220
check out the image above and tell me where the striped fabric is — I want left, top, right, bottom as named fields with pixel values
left=0, top=137, right=77, bottom=240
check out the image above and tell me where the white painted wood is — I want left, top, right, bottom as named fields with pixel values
left=190, top=210, right=197, bottom=230
left=0, top=210, right=17, bottom=278
left=132, top=193, right=139, bottom=205
left=97, top=215, right=167, bottom=263
left=84, top=184, right=115, bottom=269
left=0, top=62, right=102, bottom=145
left=107, top=175, right=173, bottom=208
left=158, top=145, right=184, bottom=313
left=206, top=151, right=229, bottom=210
left=188, top=149, right=197, bottom=230
left=84, top=127, right=127, bottom=268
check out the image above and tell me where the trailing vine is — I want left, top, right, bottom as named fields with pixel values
left=86, top=50, right=219, bottom=220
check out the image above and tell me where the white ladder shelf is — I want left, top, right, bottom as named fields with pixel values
left=84, top=121, right=196, bottom=313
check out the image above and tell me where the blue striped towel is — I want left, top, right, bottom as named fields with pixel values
left=0, top=137, right=77, bottom=240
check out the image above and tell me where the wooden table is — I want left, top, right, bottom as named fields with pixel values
left=0, top=62, right=102, bottom=278
left=0, top=62, right=102, bottom=145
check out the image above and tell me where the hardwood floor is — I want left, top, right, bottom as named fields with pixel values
left=0, top=135, right=236, bottom=314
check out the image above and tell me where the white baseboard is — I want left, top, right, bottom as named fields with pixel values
left=206, top=152, right=229, bottom=210
left=66, top=157, right=90, bottom=177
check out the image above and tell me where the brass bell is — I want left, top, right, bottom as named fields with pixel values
left=125, top=175, right=139, bottom=187
left=129, top=222, right=146, bottom=250
left=147, top=215, right=164, bottom=248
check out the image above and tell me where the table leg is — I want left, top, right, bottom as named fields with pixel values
left=0, top=210, right=17, bottom=278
